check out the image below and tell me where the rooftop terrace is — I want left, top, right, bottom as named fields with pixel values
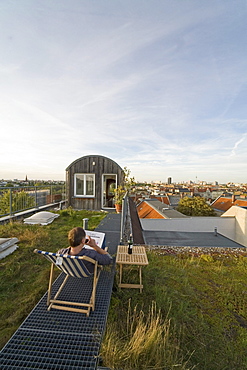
left=0, top=213, right=121, bottom=370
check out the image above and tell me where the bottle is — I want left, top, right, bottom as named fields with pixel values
left=128, top=234, right=133, bottom=255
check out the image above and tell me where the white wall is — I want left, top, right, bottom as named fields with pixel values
left=140, top=216, right=236, bottom=241
left=222, top=206, right=247, bottom=247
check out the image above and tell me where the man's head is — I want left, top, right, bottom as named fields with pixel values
left=68, top=227, right=86, bottom=247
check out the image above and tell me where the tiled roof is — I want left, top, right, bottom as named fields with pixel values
left=137, top=201, right=165, bottom=219
left=150, top=195, right=170, bottom=205
left=212, top=197, right=247, bottom=212
left=234, top=199, right=247, bottom=207
left=137, top=199, right=186, bottom=219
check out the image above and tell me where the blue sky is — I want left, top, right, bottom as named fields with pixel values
left=0, top=0, right=247, bottom=183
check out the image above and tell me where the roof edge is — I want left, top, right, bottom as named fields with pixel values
left=66, top=155, right=124, bottom=171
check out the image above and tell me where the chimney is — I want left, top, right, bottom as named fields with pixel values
left=214, top=227, right=218, bottom=236
left=232, top=194, right=236, bottom=203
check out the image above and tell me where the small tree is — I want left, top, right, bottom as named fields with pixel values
left=123, top=166, right=136, bottom=191
left=113, top=167, right=136, bottom=204
left=113, top=185, right=126, bottom=205
left=177, top=196, right=216, bottom=216
left=0, top=190, right=35, bottom=215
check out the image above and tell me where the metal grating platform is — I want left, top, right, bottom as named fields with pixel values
left=0, top=214, right=121, bottom=370
left=1, top=330, right=100, bottom=369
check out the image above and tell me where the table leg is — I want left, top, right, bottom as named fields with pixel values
left=119, top=264, right=123, bottom=287
left=139, top=266, right=142, bottom=293
left=117, top=262, right=145, bottom=292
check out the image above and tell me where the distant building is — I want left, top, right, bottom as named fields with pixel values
left=168, top=177, right=172, bottom=184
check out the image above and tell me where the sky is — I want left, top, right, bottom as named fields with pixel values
left=1, top=0, right=247, bottom=184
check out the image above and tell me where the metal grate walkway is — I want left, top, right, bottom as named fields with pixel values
left=0, top=213, right=121, bottom=370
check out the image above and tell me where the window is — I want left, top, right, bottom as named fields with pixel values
left=74, top=174, right=95, bottom=197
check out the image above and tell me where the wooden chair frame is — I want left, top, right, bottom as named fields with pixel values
left=34, top=249, right=102, bottom=316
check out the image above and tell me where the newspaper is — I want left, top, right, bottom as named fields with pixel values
left=84, top=230, right=105, bottom=249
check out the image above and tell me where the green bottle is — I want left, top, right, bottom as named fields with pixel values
left=128, top=234, right=133, bottom=255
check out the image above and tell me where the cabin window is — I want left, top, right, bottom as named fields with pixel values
left=74, top=174, right=95, bottom=197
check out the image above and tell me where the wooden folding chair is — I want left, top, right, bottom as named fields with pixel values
left=34, top=249, right=102, bottom=316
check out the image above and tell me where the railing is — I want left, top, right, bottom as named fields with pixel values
left=120, top=193, right=132, bottom=244
left=0, top=185, right=66, bottom=217
left=120, top=194, right=145, bottom=245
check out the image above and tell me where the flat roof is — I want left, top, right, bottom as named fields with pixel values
left=143, top=230, right=245, bottom=248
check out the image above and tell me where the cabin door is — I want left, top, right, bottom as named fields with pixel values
left=102, top=174, right=116, bottom=208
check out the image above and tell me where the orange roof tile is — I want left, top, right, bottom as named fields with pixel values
left=234, top=199, right=247, bottom=208
left=137, top=202, right=165, bottom=219
left=212, top=197, right=247, bottom=212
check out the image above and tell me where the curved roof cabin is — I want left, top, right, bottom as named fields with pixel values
left=66, top=155, right=124, bottom=211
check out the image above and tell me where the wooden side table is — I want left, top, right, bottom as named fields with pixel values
left=116, top=245, right=149, bottom=293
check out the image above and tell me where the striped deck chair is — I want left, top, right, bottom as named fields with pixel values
left=34, top=249, right=102, bottom=316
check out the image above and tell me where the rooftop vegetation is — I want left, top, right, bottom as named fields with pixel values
left=102, top=248, right=247, bottom=369
left=1, top=209, right=247, bottom=369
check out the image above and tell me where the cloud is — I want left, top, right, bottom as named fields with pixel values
left=230, top=133, right=247, bottom=157
left=0, top=1, right=247, bottom=182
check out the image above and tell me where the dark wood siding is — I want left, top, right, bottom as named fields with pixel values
left=66, top=155, right=124, bottom=210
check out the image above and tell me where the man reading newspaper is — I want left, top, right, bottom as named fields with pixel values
left=58, top=227, right=112, bottom=273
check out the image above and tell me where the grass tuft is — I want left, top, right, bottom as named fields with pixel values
left=101, top=300, right=192, bottom=369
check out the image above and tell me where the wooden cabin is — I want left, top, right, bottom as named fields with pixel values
left=66, top=155, right=124, bottom=211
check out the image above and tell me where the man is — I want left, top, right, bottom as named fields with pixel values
left=58, top=227, right=112, bottom=273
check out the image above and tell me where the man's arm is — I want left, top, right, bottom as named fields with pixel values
left=86, top=236, right=108, bottom=255
left=86, top=236, right=112, bottom=266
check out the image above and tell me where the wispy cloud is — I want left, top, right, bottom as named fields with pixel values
left=0, top=1, right=247, bottom=182
left=230, top=133, right=247, bottom=157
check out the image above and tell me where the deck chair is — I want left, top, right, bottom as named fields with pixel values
left=34, top=249, right=102, bottom=316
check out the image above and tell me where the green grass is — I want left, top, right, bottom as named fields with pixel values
left=0, top=209, right=106, bottom=349
left=101, top=250, right=247, bottom=369
left=1, top=211, right=247, bottom=369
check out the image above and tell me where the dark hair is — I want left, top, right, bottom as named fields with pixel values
left=68, top=227, right=86, bottom=247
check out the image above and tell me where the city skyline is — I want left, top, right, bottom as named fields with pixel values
left=1, top=1, right=247, bottom=183
left=0, top=176, right=246, bottom=187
